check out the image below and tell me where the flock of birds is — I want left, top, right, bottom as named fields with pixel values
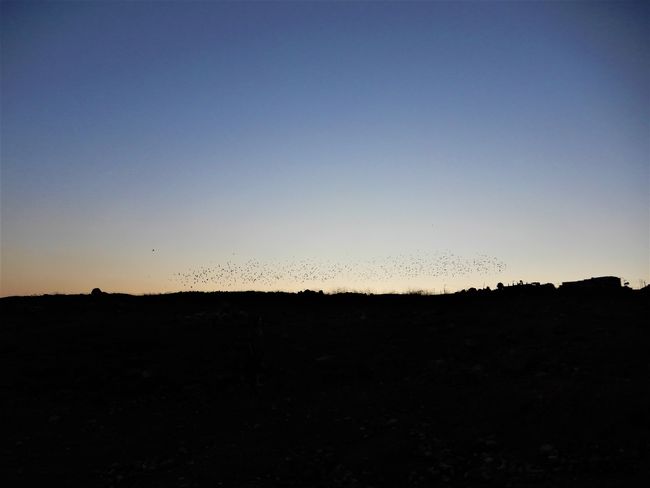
left=173, top=251, right=507, bottom=291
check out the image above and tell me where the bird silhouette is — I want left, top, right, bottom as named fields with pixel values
left=172, top=251, right=506, bottom=292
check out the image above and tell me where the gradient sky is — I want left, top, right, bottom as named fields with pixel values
left=1, top=0, right=648, bottom=296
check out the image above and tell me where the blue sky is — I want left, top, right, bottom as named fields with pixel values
left=1, top=1, right=648, bottom=295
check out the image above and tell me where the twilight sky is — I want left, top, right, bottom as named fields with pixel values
left=1, top=0, right=648, bottom=296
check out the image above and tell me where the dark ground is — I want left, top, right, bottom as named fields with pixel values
left=2, top=287, right=649, bottom=487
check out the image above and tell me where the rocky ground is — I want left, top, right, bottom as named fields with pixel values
left=2, top=288, right=649, bottom=487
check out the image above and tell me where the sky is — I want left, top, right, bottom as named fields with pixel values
left=1, top=0, right=648, bottom=296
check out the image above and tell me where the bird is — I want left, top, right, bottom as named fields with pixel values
left=172, top=250, right=507, bottom=293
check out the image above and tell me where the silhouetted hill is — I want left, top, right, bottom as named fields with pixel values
left=2, top=288, right=648, bottom=487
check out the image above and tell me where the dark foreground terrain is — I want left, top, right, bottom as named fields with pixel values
left=2, top=288, right=649, bottom=487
